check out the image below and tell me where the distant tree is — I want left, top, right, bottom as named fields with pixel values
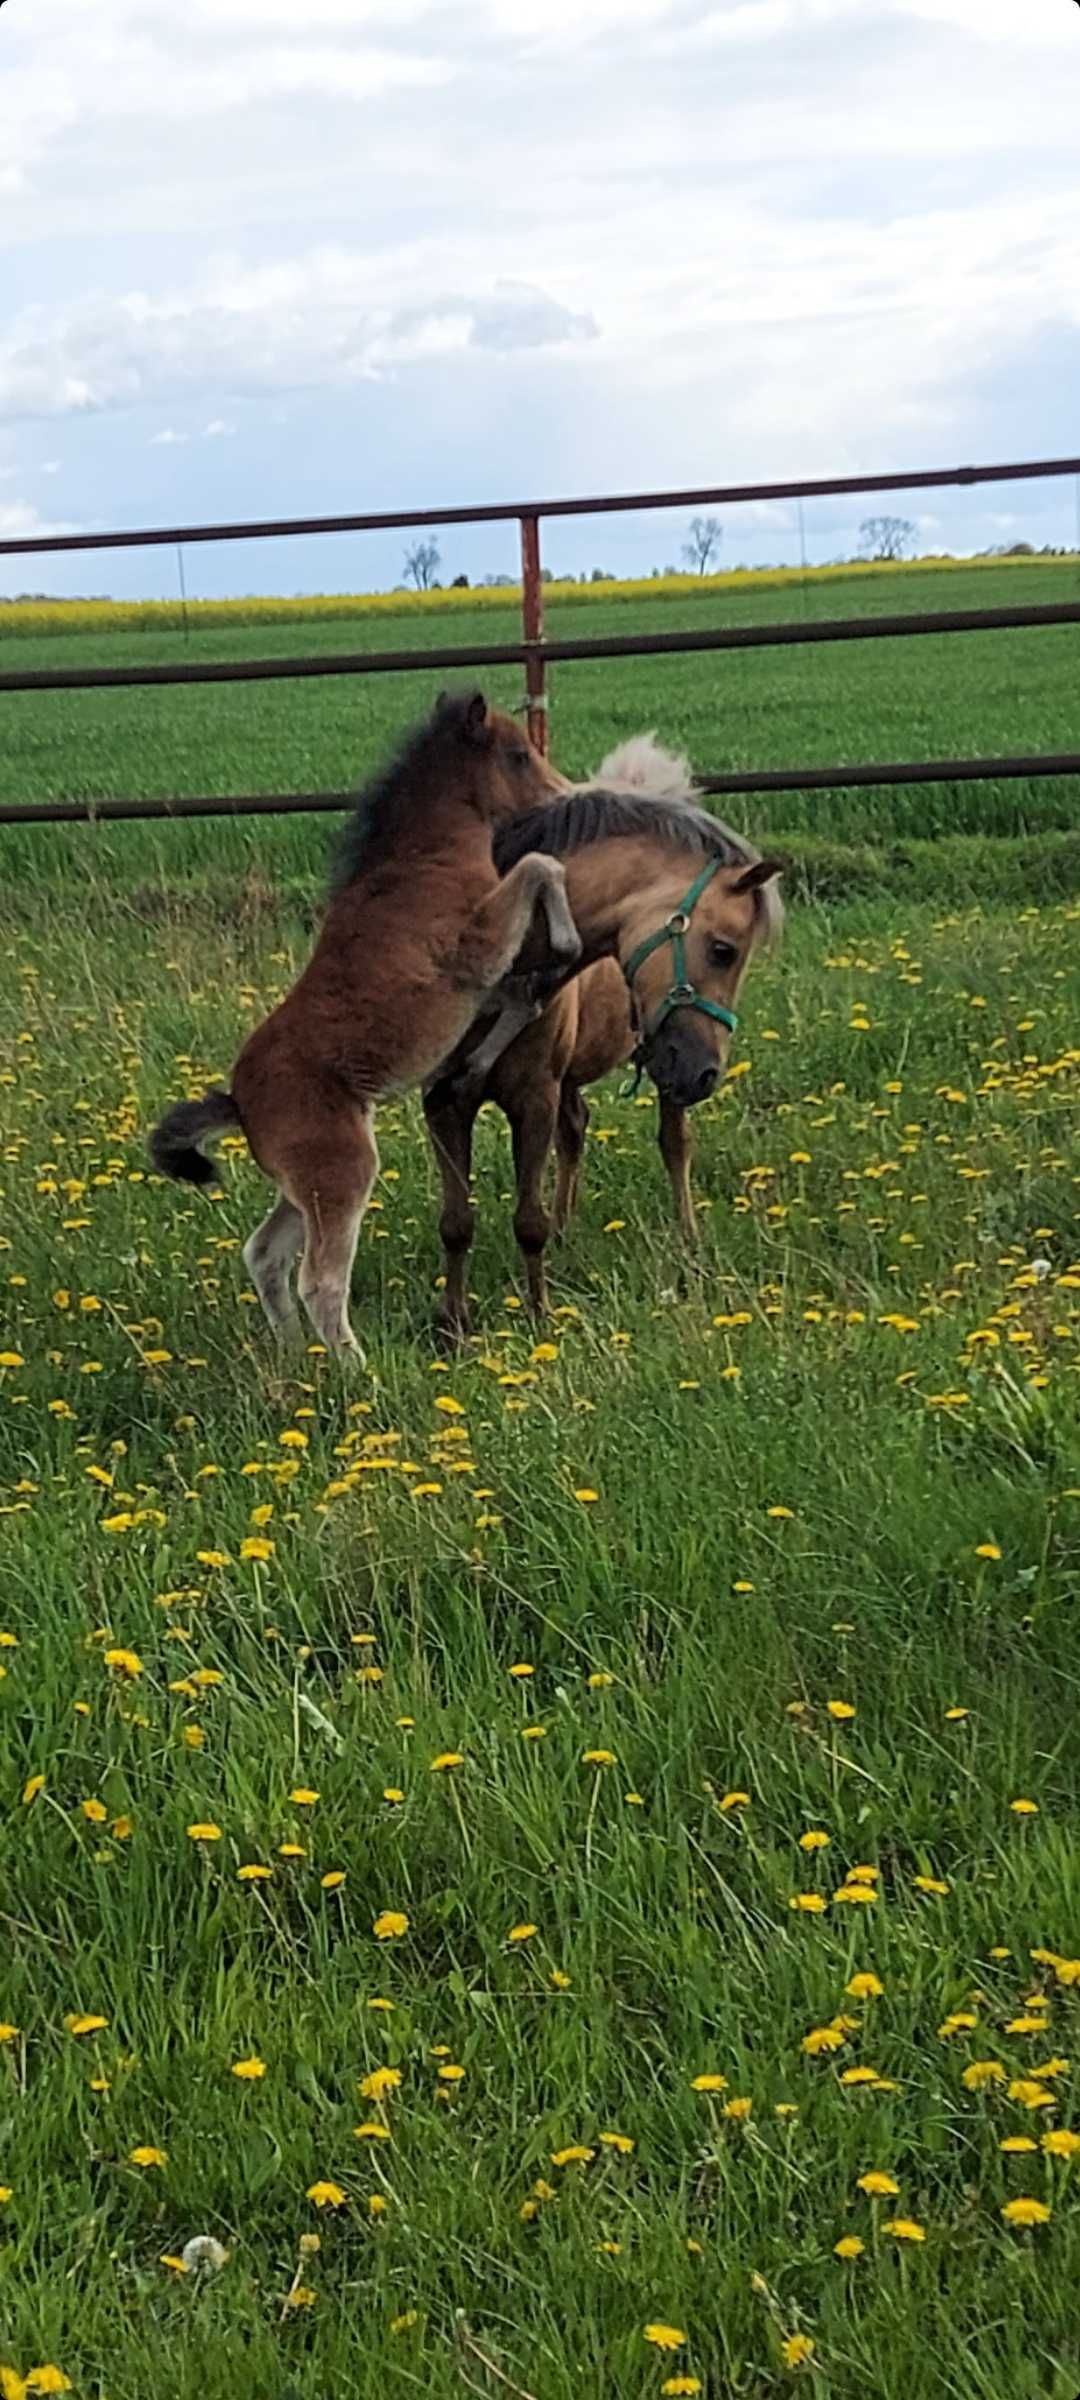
left=859, top=515, right=916, bottom=562
left=450, top=572, right=470, bottom=588
left=590, top=566, right=614, bottom=582
left=682, top=515, right=722, bottom=575
left=403, top=538, right=441, bottom=591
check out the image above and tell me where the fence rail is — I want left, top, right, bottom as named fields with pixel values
left=3, top=754, right=1078, bottom=830
left=2, top=451, right=1079, bottom=813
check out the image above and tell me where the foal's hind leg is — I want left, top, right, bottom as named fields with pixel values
left=292, top=1111, right=379, bottom=1360
left=243, top=1196, right=303, bottom=1335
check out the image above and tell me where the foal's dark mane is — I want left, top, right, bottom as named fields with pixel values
left=330, top=698, right=475, bottom=897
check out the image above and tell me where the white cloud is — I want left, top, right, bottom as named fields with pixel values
left=41, top=459, right=61, bottom=474
left=202, top=419, right=236, bottom=438
left=0, top=499, right=77, bottom=540
left=0, top=271, right=597, bottom=425
left=148, top=428, right=189, bottom=446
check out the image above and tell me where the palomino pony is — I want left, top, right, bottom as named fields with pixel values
left=148, top=691, right=578, bottom=1356
left=424, top=739, right=782, bottom=1338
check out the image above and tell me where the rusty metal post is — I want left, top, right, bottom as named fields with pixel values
left=519, top=512, right=547, bottom=753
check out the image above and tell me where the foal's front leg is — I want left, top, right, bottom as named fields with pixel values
left=445, top=858, right=580, bottom=1098
left=455, top=856, right=581, bottom=996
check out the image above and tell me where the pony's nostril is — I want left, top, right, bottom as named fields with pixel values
left=694, top=1065, right=718, bottom=1101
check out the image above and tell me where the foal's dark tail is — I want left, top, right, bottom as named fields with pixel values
left=148, top=1088, right=241, bottom=1188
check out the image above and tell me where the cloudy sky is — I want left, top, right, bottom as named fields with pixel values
left=2, top=0, right=1079, bottom=595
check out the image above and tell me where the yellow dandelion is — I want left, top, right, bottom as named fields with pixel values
left=103, top=1648, right=143, bottom=1677
left=359, top=2066, right=401, bottom=2102
left=186, top=1823, right=221, bottom=1842
left=1001, top=2197, right=1050, bottom=2226
left=306, top=2181, right=346, bottom=2208
left=508, top=1923, right=538, bottom=1943
left=691, top=2073, right=727, bottom=2092
left=834, top=2235, right=865, bottom=2259
left=883, top=2218, right=925, bottom=2242
left=129, top=2146, right=167, bottom=2169
left=430, top=1752, right=464, bottom=1772
left=974, top=1543, right=1002, bottom=1561
left=289, top=1787, right=319, bottom=1805
left=551, top=2144, right=594, bottom=2167
left=643, top=2325, right=686, bottom=2352
left=847, top=1973, right=884, bottom=2000
left=782, top=2334, right=815, bottom=2368
left=582, top=1748, right=616, bottom=1766
left=373, top=1910, right=408, bottom=1940
left=826, top=1699, right=856, bottom=1721
left=231, top=2056, right=266, bottom=2080
left=718, top=1790, right=750, bottom=1812
left=856, top=2171, right=899, bottom=2197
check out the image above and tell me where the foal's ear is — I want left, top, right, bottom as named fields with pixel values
left=731, top=856, right=784, bottom=893
left=462, top=689, right=489, bottom=744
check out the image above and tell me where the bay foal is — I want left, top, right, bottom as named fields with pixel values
left=149, top=691, right=577, bottom=1356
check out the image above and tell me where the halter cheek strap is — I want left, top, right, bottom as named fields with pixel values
left=621, top=856, right=739, bottom=1042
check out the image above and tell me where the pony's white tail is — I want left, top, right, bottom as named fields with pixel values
left=593, top=732, right=697, bottom=800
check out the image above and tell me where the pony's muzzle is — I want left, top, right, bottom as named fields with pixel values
left=645, top=1017, right=721, bottom=1107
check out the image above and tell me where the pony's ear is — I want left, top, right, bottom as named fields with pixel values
left=462, top=689, right=489, bottom=744
left=731, top=856, right=784, bottom=893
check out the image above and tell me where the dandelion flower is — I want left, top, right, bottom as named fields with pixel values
left=913, top=1875, right=950, bottom=1896
left=573, top=1489, right=599, bottom=1504
left=373, top=1911, right=408, bottom=1940
left=0, top=2026, right=18, bottom=2046
left=1001, top=2197, right=1050, bottom=2226
left=719, top=1790, right=750, bottom=1812
left=306, top=2181, right=346, bottom=2208
left=847, top=1973, right=884, bottom=2000
left=231, top=2057, right=266, bottom=2080
left=582, top=1748, right=616, bottom=1767
left=129, top=2146, right=167, bottom=2169
left=962, top=2060, right=1007, bottom=2090
left=799, top=1829, right=830, bottom=1851
left=25, top=2371, right=73, bottom=2394
left=1010, top=1798, right=1039, bottom=1816
left=237, top=1863, right=272, bottom=1881
left=1009, top=2080, right=1055, bottom=2110
left=826, top=1699, right=856, bottom=1721
left=691, top=2073, right=727, bottom=2092
left=103, top=1648, right=143, bottom=1677
left=834, top=2236, right=865, bottom=2260
left=856, top=2171, right=900, bottom=2197
left=430, top=1752, right=464, bottom=1772
left=289, top=1787, right=319, bottom=1806
left=782, top=2334, right=815, bottom=2368
left=790, top=1893, right=827, bottom=1914
left=883, top=2218, right=926, bottom=2242
left=974, top=1543, right=1002, bottom=1561
left=359, top=2067, right=401, bottom=2101
left=661, top=2383, right=702, bottom=2398
left=803, top=2024, right=847, bottom=2057
left=551, top=2145, right=594, bottom=2167
left=186, top=1823, right=221, bottom=1843
left=321, top=1871, right=346, bottom=1891
left=598, top=2131, right=634, bottom=2153
left=64, top=2014, right=108, bottom=2037
left=354, top=2122, right=392, bottom=2142
left=508, top=1923, right=538, bottom=1943
left=21, top=1777, right=45, bottom=1806
left=1042, top=2128, right=1080, bottom=2158
left=643, top=2325, right=687, bottom=2352
left=1000, top=2137, right=1038, bottom=2154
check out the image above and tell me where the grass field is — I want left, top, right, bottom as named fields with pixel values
left=1, top=572, right=1079, bottom=2399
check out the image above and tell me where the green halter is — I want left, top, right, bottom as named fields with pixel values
left=621, top=855, right=739, bottom=1044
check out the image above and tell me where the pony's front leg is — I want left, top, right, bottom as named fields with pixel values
left=658, top=1095, right=698, bottom=1245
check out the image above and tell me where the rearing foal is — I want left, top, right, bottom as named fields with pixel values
left=148, top=691, right=577, bottom=1356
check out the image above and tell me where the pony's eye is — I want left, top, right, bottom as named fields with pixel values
left=710, top=938, right=737, bottom=969
left=510, top=748, right=532, bottom=770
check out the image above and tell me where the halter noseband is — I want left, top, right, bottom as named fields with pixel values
left=621, top=855, right=739, bottom=1044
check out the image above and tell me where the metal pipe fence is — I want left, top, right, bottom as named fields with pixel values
left=1, top=452, right=1078, bottom=813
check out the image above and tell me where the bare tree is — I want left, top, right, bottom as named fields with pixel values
left=859, top=516, right=916, bottom=562
left=403, top=538, right=441, bottom=591
left=682, top=515, right=722, bottom=576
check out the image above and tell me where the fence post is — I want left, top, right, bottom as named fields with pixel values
left=519, top=512, right=547, bottom=753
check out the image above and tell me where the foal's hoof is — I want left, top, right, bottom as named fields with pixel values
left=435, top=1303, right=471, bottom=1348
